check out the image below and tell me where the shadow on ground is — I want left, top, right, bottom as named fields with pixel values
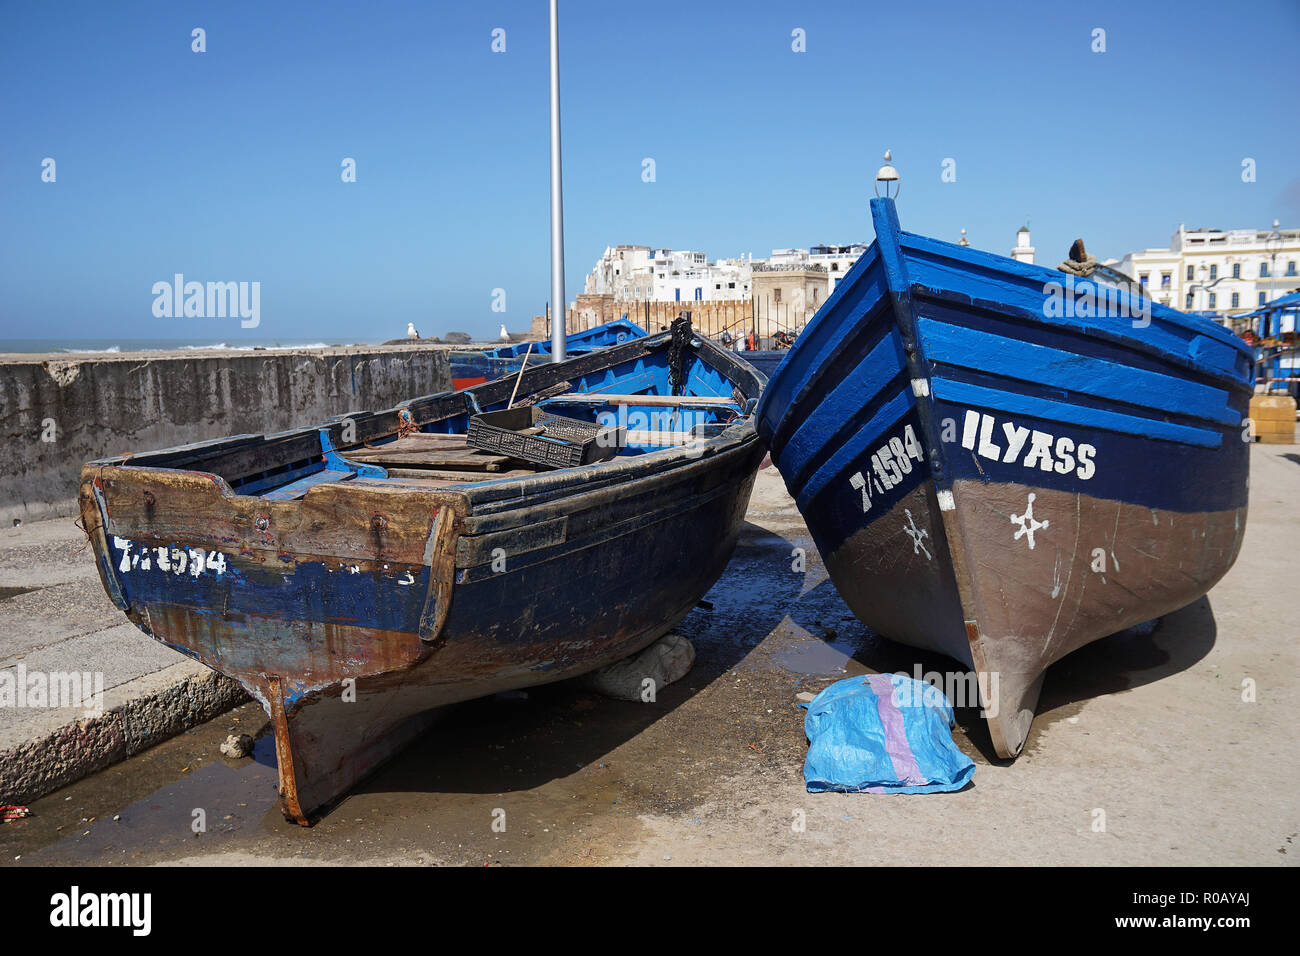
left=350, top=519, right=821, bottom=802
left=793, top=594, right=1218, bottom=764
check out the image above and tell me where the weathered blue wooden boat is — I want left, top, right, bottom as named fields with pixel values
left=757, top=188, right=1253, bottom=757
left=79, top=323, right=763, bottom=823
left=449, top=318, right=647, bottom=388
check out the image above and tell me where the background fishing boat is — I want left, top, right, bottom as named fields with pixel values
left=79, top=324, right=764, bottom=823
left=737, top=349, right=788, bottom=381
left=449, top=319, right=647, bottom=389
left=1240, top=289, right=1300, bottom=403
left=757, top=173, right=1253, bottom=757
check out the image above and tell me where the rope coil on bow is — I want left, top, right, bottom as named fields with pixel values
left=667, top=311, right=693, bottom=397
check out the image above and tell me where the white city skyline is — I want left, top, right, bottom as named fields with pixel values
left=582, top=218, right=1300, bottom=329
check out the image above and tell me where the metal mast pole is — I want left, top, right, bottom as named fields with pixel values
left=548, top=0, right=567, bottom=361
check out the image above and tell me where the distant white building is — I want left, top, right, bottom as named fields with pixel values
left=583, top=241, right=867, bottom=303
left=650, top=249, right=748, bottom=303
left=583, top=244, right=749, bottom=303
left=809, top=243, right=869, bottom=293
left=1010, top=226, right=1035, bottom=265
left=583, top=244, right=654, bottom=299
left=1117, top=221, right=1300, bottom=323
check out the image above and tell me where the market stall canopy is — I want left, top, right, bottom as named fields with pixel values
left=1239, top=289, right=1300, bottom=318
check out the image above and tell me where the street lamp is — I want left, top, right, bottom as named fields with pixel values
left=1264, top=219, right=1283, bottom=308
left=1186, top=264, right=1232, bottom=324
left=875, top=150, right=900, bottom=199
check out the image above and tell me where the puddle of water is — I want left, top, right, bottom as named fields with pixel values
left=2, top=703, right=285, bottom=866
left=771, top=631, right=866, bottom=676
left=26, top=737, right=281, bottom=864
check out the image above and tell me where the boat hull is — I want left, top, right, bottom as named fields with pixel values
left=80, top=331, right=763, bottom=822
left=820, top=470, right=1245, bottom=756
left=758, top=198, right=1253, bottom=756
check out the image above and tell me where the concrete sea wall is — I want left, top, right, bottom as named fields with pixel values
left=0, top=345, right=453, bottom=524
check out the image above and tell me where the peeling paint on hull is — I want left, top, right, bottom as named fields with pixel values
left=79, top=331, right=766, bottom=823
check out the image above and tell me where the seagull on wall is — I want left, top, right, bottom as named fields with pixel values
left=407, top=322, right=419, bottom=340
left=499, top=323, right=511, bottom=342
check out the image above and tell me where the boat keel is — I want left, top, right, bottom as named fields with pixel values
left=264, top=674, right=440, bottom=826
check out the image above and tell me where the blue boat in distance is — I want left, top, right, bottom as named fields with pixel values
left=737, top=350, right=788, bottom=381
left=450, top=318, right=647, bottom=389
left=757, top=183, right=1253, bottom=758
left=494, top=317, right=647, bottom=358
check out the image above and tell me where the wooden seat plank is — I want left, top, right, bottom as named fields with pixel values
left=262, top=469, right=356, bottom=501
left=543, top=393, right=737, bottom=407
left=344, top=435, right=516, bottom=471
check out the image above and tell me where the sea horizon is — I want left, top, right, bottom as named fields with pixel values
left=0, top=336, right=410, bottom=355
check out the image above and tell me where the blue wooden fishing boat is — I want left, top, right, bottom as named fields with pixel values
left=80, top=320, right=763, bottom=823
left=449, top=317, right=647, bottom=388
left=756, top=168, right=1253, bottom=757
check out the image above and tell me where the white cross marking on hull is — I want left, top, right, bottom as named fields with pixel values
left=903, top=508, right=931, bottom=560
left=1010, top=492, right=1049, bottom=549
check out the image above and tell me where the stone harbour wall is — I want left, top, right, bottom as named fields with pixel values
left=0, top=345, right=453, bottom=524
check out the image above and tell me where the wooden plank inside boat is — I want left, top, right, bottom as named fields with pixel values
left=345, top=434, right=521, bottom=472
left=544, top=393, right=737, bottom=407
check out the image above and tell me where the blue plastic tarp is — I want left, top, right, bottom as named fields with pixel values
left=801, top=673, right=975, bottom=794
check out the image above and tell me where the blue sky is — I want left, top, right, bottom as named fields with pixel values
left=1, top=0, right=1297, bottom=342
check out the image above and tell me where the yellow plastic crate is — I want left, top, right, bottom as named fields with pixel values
left=1249, top=395, right=1298, bottom=422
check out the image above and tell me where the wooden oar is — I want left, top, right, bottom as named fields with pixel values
left=507, top=343, right=534, bottom=409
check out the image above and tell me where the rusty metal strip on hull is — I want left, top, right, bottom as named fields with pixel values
left=267, top=675, right=309, bottom=826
